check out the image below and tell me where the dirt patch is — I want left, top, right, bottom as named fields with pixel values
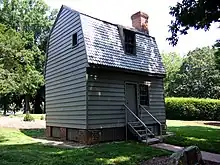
left=204, top=122, right=220, bottom=127
left=0, top=117, right=45, bottom=129
left=141, top=156, right=220, bottom=165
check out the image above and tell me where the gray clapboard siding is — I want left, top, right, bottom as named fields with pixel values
left=141, top=78, right=166, bottom=124
left=46, top=70, right=85, bottom=84
left=45, top=7, right=87, bottom=129
left=87, top=69, right=165, bottom=129
left=46, top=122, right=86, bottom=129
left=46, top=110, right=86, bottom=115
left=46, top=77, right=85, bottom=91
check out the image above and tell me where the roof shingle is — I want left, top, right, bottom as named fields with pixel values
left=66, top=6, right=165, bottom=75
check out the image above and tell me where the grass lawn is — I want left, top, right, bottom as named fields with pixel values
left=0, top=128, right=170, bottom=165
left=165, top=120, right=220, bottom=154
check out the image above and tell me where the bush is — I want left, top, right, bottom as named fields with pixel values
left=165, top=97, right=220, bottom=121
left=23, top=113, right=35, bottom=122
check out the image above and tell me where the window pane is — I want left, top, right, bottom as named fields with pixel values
left=123, top=29, right=135, bottom=55
left=72, top=33, right=77, bottom=47
left=139, top=84, right=149, bottom=106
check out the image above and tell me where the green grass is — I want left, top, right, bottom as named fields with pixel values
left=0, top=128, right=170, bottom=165
left=165, top=120, right=220, bottom=154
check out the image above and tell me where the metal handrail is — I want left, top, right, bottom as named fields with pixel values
left=139, top=104, right=162, bottom=137
left=124, top=104, right=148, bottom=143
left=124, top=104, right=147, bottom=127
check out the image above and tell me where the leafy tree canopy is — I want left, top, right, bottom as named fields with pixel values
left=0, top=23, right=44, bottom=97
left=161, top=52, right=183, bottom=96
left=167, top=46, right=220, bottom=99
left=0, top=0, right=57, bottom=113
left=167, top=0, right=220, bottom=46
left=0, top=0, right=58, bottom=73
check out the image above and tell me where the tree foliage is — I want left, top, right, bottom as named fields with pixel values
left=0, top=23, right=44, bottom=114
left=167, top=0, right=220, bottom=46
left=0, top=0, right=57, bottom=54
left=0, top=23, right=44, bottom=96
left=214, top=40, right=220, bottom=70
left=167, top=0, right=220, bottom=70
left=161, top=52, right=183, bottom=96
left=0, top=0, right=57, bottom=114
left=167, top=47, right=220, bottom=99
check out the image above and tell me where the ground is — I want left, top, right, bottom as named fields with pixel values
left=0, top=117, right=170, bottom=165
left=165, top=120, right=220, bottom=154
left=1, top=117, right=220, bottom=164
left=0, top=112, right=45, bottom=120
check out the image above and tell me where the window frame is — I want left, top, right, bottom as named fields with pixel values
left=72, top=33, right=78, bottom=48
left=139, top=84, right=149, bottom=106
left=123, top=29, right=136, bottom=55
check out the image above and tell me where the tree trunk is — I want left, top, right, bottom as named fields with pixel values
left=3, top=105, right=6, bottom=116
left=34, top=85, right=45, bottom=114
left=24, top=95, right=30, bottom=114
left=34, top=94, right=43, bottom=114
left=2, top=96, right=8, bottom=116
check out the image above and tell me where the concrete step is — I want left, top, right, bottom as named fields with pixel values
left=142, top=138, right=160, bottom=145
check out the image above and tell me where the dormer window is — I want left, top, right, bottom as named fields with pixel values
left=72, top=33, right=78, bottom=47
left=123, top=29, right=136, bottom=55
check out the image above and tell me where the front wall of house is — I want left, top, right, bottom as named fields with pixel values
left=45, top=8, right=87, bottom=129
left=87, top=68, right=166, bottom=129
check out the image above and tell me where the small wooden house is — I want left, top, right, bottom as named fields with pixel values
left=45, top=5, right=166, bottom=144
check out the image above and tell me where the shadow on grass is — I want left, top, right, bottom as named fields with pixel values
left=204, top=122, right=220, bottom=127
left=0, top=141, right=170, bottom=165
left=165, top=126, right=220, bottom=154
left=20, top=129, right=45, bottom=138
left=0, top=135, right=8, bottom=143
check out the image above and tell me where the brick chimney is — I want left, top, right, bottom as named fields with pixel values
left=131, top=11, right=149, bottom=34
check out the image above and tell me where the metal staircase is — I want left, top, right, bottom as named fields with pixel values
left=124, top=104, right=162, bottom=144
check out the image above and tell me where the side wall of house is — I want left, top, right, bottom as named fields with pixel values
left=45, top=7, right=87, bottom=130
left=87, top=68, right=166, bottom=130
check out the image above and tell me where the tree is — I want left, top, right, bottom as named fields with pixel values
left=0, top=0, right=57, bottom=51
left=161, top=52, right=183, bottom=96
left=168, top=47, right=220, bottom=99
left=0, top=24, right=22, bottom=115
left=0, top=0, right=57, bottom=113
left=167, top=0, right=220, bottom=46
left=0, top=24, right=44, bottom=114
left=167, top=0, right=220, bottom=70
left=214, top=40, right=220, bottom=70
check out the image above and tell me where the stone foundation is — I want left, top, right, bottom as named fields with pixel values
left=46, top=126, right=51, bottom=137
left=46, top=126, right=125, bottom=144
left=46, top=124, right=167, bottom=144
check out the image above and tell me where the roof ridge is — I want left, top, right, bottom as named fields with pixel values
left=62, top=5, right=155, bottom=39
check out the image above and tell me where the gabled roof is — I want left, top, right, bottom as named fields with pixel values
left=65, top=6, right=165, bottom=75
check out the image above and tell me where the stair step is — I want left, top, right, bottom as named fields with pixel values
left=142, top=138, right=160, bottom=144
left=139, top=133, right=154, bottom=137
left=140, top=134, right=147, bottom=137
left=137, top=130, right=146, bottom=133
left=128, top=123, right=144, bottom=128
left=132, top=125, right=144, bottom=128
left=128, top=122, right=141, bottom=125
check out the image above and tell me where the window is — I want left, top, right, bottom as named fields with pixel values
left=72, top=33, right=78, bottom=47
left=139, top=84, right=149, bottom=106
left=123, top=29, right=136, bottom=55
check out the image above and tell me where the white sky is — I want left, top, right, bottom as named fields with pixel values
left=45, top=0, right=219, bottom=55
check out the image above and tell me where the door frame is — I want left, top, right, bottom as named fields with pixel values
left=124, top=81, right=139, bottom=117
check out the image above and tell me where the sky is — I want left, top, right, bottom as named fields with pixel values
left=45, top=0, right=219, bottom=56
